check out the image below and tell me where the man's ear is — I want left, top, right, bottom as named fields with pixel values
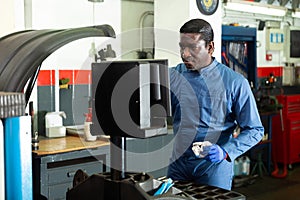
left=208, top=41, right=215, bottom=54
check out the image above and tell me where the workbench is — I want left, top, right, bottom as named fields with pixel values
left=32, top=135, right=110, bottom=200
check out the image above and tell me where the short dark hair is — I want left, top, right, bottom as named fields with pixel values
left=180, top=19, right=214, bottom=45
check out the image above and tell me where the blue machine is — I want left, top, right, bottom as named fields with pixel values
left=4, top=116, right=32, bottom=200
left=0, top=120, right=4, bottom=200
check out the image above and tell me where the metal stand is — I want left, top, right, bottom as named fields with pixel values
left=110, top=136, right=127, bottom=180
left=251, top=152, right=268, bottom=177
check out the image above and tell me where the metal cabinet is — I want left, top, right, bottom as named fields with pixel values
left=272, top=94, right=300, bottom=165
left=221, top=25, right=258, bottom=89
left=33, top=145, right=110, bottom=200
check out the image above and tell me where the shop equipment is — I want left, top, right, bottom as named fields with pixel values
left=0, top=92, right=30, bottom=199
left=253, top=73, right=286, bottom=177
left=0, top=24, right=116, bottom=105
left=66, top=60, right=246, bottom=200
left=255, top=73, right=283, bottom=113
left=221, top=25, right=257, bottom=90
left=0, top=24, right=246, bottom=199
left=271, top=105, right=287, bottom=178
left=272, top=94, right=300, bottom=177
left=0, top=118, right=3, bottom=199
left=0, top=24, right=116, bottom=200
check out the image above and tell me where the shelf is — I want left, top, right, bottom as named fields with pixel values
left=227, top=54, right=248, bottom=71
left=221, top=25, right=257, bottom=89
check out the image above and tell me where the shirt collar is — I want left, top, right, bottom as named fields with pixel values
left=199, top=57, right=217, bottom=74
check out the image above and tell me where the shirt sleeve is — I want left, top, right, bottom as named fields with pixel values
left=222, top=78, right=264, bottom=161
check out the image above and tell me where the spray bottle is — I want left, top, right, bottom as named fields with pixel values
left=84, top=99, right=96, bottom=141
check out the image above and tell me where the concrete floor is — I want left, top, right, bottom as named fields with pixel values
left=232, top=163, right=300, bottom=200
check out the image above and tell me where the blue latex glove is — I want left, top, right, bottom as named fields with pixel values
left=205, top=144, right=227, bottom=163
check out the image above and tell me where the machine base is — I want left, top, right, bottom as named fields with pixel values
left=66, top=172, right=245, bottom=200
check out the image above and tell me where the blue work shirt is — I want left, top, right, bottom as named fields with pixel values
left=169, top=58, right=264, bottom=162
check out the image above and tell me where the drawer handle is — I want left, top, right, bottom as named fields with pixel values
left=67, top=171, right=76, bottom=177
left=67, top=169, right=86, bottom=177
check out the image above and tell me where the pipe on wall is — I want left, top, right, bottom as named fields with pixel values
left=139, top=11, right=154, bottom=52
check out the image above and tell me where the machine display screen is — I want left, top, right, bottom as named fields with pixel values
left=90, top=59, right=171, bottom=138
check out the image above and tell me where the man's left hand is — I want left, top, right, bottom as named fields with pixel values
left=205, top=144, right=227, bottom=163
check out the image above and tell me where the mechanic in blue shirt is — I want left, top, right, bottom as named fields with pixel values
left=167, top=18, right=264, bottom=190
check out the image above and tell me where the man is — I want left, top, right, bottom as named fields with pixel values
left=167, top=18, right=264, bottom=190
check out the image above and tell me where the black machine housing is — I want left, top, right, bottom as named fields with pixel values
left=90, top=59, right=171, bottom=138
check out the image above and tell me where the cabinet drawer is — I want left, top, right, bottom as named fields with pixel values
left=48, top=160, right=103, bottom=185
left=277, top=95, right=300, bottom=115
left=48, top=182, right=72, bottom=200
left=287, top=117, right=300, bottom=133
left=289, top=134, right=300, bottom=163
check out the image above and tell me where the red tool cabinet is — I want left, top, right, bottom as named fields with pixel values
left=272, top=94, right=300, bottom=165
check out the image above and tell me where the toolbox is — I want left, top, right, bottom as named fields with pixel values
left=272, top=94, right=300, bottom=165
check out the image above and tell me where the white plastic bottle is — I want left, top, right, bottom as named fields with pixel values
left=242, top=156, right=250, bottom=175
left=234, top=159, right=240, bottom=176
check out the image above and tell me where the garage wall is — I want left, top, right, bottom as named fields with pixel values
left=121, top=0, right=154, bottom=59
left=154, top=0, right=222, bottom=67
left=28, top=0, right=122, bottom=128
left=0, top=0, right=24, bottom=37
left=31, top=0, right=121, bottom=70
left=223, top=8, right=300, bottom=87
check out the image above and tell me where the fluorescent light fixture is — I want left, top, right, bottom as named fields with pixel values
left=88, top=0, right=104, bottom=2
left=292, top=8, right=300, bottom=18
left=224, top=0, right=287, bottom=17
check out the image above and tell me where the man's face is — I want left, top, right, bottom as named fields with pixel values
left=179, top=33, right=213, bottom=71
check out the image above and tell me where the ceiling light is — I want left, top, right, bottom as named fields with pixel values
left=224, top=0, right=287, bottom=17
left=88, top=0, right=104, bottom=2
